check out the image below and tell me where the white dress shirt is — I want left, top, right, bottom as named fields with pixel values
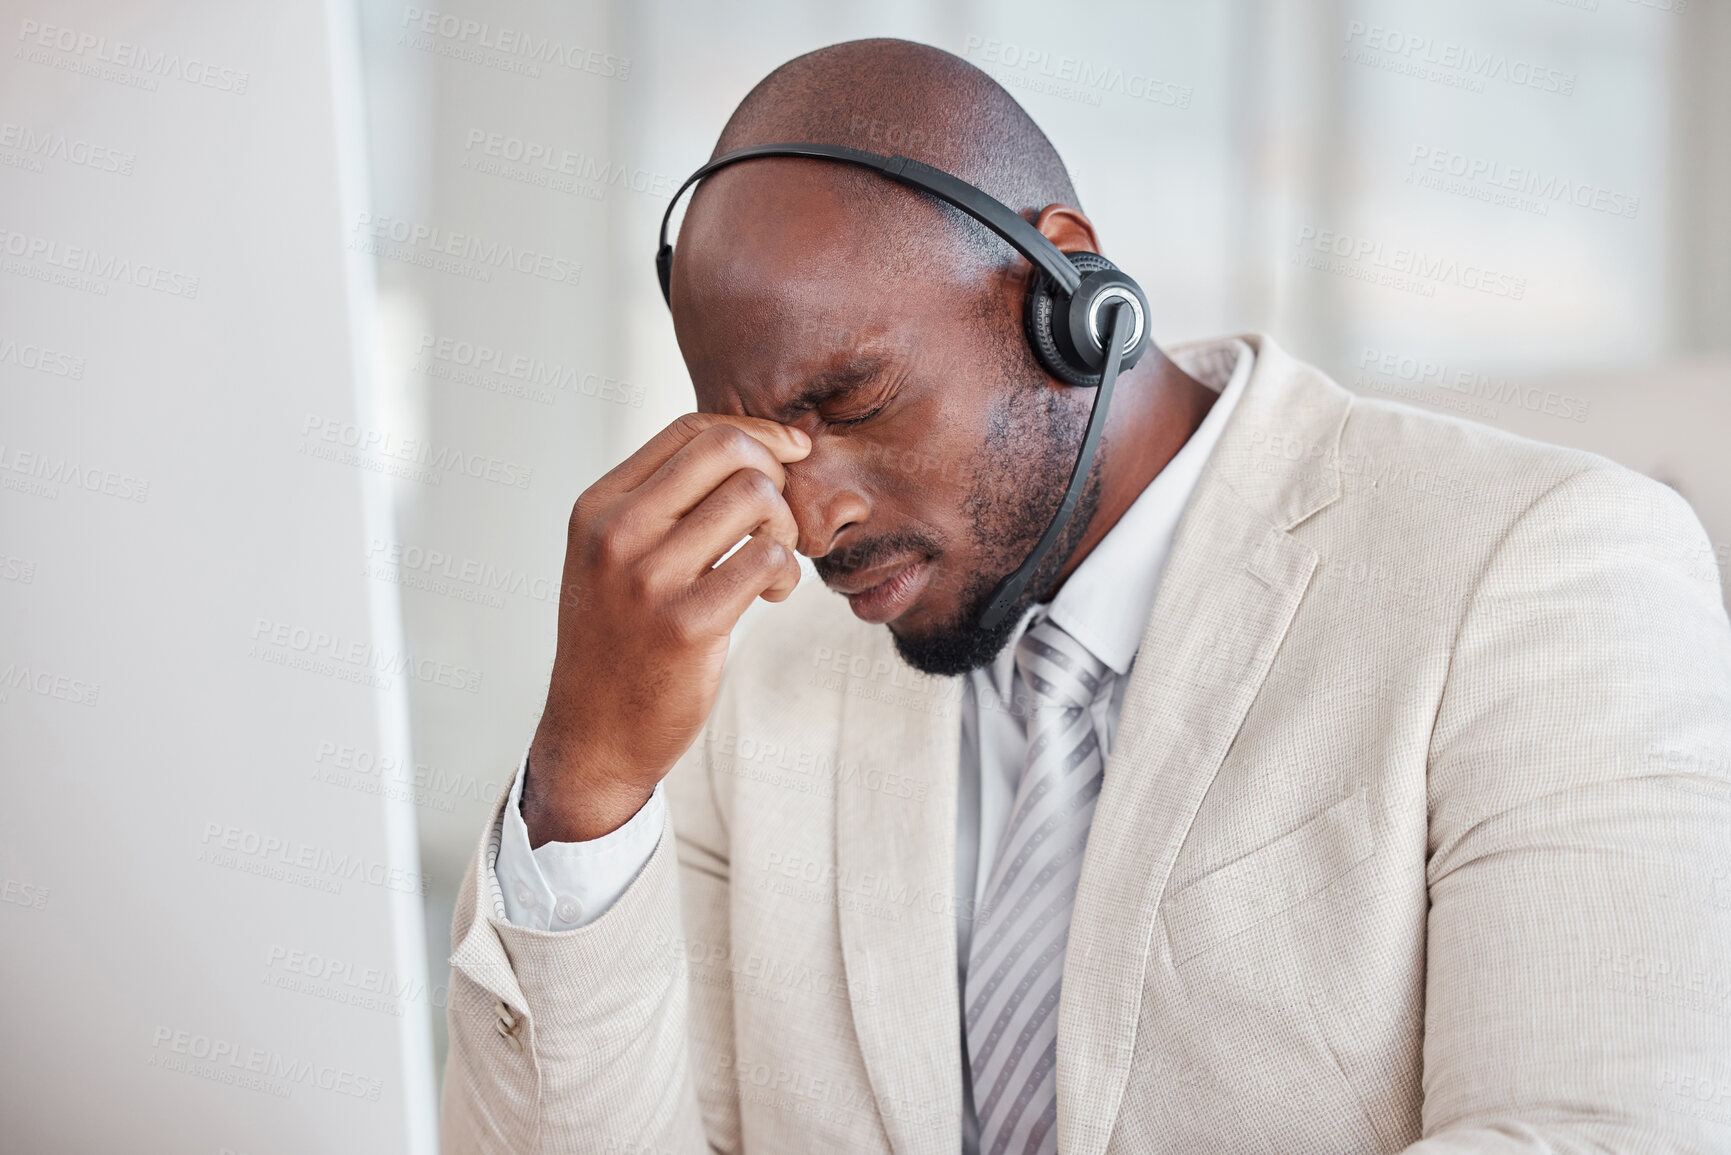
left=494, top=337, right=1253, bottom=978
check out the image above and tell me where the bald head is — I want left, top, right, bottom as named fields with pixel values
left=706, top=38, right=1078, bottom=267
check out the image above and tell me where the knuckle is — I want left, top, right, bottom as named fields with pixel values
left=612, top=502, right=653, bottom=543
left=709, top=424, right=757, bottom=461
left=664, top=604, right=707, bottom=647
left=670, top=412, right=711, bottom=441
left=752, top=537, right=786, bottom=569
left=590, top=511, right=634, bottom=567
left=623, top=558, right=663, bottom=603
left=571, top=490, right=599, bottom=530
left=741, top=468, right=780, bottom=507
left=722, top=535, right=768, bottom=573
left=592, top=531, right=625, bottom=570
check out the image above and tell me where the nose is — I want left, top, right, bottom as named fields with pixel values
left=782, top=453, right=870, bottom=558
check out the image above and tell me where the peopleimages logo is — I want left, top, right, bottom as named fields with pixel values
left=1, top=877, right=49, bottom=911
left=1342, top=21, right=1576, bottom=97
left=15, top=18, right=251, bottom=94
left=1357, top=346, right=1591, bottom=423
left=299, top=413, right=535, bottom=490
left=199, top=819, right=431, bottom=897
left=1293, top=226, right=1527, bottom=301
left=415, top=333, right=645, bottom=408
left=349, top=213, right=581, bottom=287
left=149, top=1026, right=383, bottom=1101
left=961, top=35, right=1192, bottom=109
left=0, top=333, right=85, bottom=378
left=263, top=943, right=438, bottom=1017
left=365, top=537, right=567, bottom=607
left=0, top=225, right=200, bottom=298
left=0, top=442, right=150, bottom=502
left=312, top=738, right=505, bottom=813
left=399, top=8, right=629, bottom=80
left=0, top=120, right=134, bottom=175
left=0, top=661, right=100, bottom=707
left=461, top=129, right=676, bottom=200
left=248, top=615, right=484, bottom=694
left=1406, top=145, right=1640, bottom=220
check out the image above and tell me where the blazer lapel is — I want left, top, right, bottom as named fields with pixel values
left=1056, top=336, right=1351, bottom=1155
left=833, top=628, right=966, bottom=1155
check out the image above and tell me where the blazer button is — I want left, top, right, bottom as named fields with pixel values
left=493, top=1003, right=523, bottom=1052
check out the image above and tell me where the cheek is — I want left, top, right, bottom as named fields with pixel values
left=867, top=396, right=991, bottom=502
left=863, top=440, right=975, bottom=501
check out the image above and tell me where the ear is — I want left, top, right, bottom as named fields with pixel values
left=1032, top=204, right=1104, bottom=255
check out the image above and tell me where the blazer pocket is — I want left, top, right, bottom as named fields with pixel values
left=1162, top=788, right=1374, bottom=967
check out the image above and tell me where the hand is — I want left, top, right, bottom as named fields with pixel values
left=523, top=414, right=811, bottom=846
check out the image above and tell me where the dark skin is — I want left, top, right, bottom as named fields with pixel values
left=525, top=162, right=1214, bottom=845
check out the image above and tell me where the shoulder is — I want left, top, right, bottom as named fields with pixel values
left=1337, top=391, right=1701, bottom=556
left=1319, top=390, right=1723, bottom=634
left=1242, top=332, right=1615, bottom=512
left=1234, top=334, right=1718, bottom=609
left=1232, top=327, right=1695, bottom=567
left=1340, top=392, right=1595, bottom=507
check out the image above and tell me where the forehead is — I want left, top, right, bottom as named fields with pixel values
left=671, top=163, right=971, bottom=413
left=675, top=162, right=924, bottom=315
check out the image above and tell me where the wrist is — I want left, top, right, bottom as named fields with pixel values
left=521, top=745, right=655, bottom=846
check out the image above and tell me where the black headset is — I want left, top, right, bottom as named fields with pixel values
left=656, top=142, right=1150, bottom=631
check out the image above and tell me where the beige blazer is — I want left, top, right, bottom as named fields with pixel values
left=441, top=335, right=1731, bottom=1154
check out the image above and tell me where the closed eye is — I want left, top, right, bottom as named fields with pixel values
left=827, top=403, right=885, bottom=428
left=774, top=354, right=900, bottom=428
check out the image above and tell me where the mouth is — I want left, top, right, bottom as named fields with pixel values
left=825, top=557, right=932, bottom=624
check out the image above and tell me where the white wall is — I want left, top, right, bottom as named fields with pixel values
left=351, top=0, right=631, bottom=1084
left=0, top=1, right=435, bottom=1150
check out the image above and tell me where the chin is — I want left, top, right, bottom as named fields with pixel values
left=884, top=594, right=939, bottom=635
left=880, top=566, right=966, bottom=636
left=885, top=583, right=1026, bottom=678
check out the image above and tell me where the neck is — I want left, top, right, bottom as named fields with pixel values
left=1049, top=345, right=1216, bottom=589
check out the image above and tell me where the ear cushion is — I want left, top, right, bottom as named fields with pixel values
left=1023, top=251, right=1123, bottom=387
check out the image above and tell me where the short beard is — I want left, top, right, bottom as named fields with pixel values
left=889, top=376, right=1107, bottom=677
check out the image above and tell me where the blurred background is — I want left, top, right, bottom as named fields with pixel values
left=3, top=0, right=1727, bottom=1149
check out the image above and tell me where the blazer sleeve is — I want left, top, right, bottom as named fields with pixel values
left=439, top=731, right=740, bottom=1154
left=1411, top=466, right=1731, bottom=1152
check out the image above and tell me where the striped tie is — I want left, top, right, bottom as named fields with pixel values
left=966, top=617, right=1111, bottom=1155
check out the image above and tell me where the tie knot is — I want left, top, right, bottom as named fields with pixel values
left=1014, top=617, right=1109, bottom=713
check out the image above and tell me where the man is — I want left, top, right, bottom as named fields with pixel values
left=441, top=39, right=1731, bottom=1155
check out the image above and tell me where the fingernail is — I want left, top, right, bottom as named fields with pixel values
left=790, top=428, right=811, bottom=450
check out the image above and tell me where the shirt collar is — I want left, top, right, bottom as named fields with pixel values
left=981, top=337, right=1255, bottom=698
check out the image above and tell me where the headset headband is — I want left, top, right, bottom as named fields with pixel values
left=655, top=142, right=1083, bottom=305
left=653, top=140, right=1146, bottom=636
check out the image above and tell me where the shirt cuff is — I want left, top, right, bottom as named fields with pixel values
left=492, top=751, right=666, bottom=931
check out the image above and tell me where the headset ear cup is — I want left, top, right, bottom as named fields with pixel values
left=1022, top=251, right=1124, bottom=387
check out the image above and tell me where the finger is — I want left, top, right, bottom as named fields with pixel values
left=632, top=421, right=798, bottom=525
left=657, top=468, right=799, bottom=577
left=690, top=535, right=802, bottom=627
left=594, top=413, right=809, bottom=499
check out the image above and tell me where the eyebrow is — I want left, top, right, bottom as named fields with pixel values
left=768, top=355, right=889, bottom=424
